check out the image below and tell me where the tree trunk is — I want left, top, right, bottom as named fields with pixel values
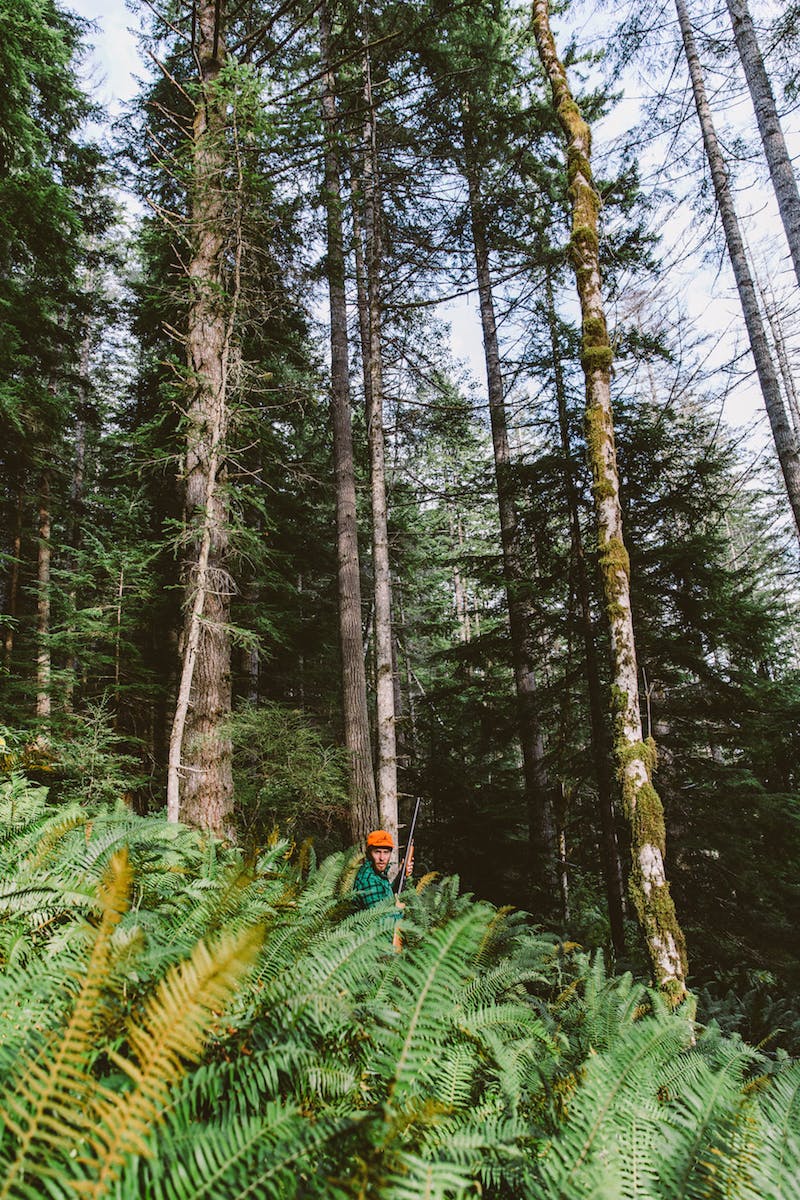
left=396, top=584, right=419, bottom=758
left=241, top=581, right=260, bottom=703
left=724, top=0, right=800, bottom=289
left=319, top=0, right=378, bottom=841
left=545, top=271, right=627, bottom=957
left=361, top=27, right=398, bottom=848
left=462, top=106, right=558, bottom=907
left=113, top=565, right=124, bottom=729
left=675, top=0, right=800, bottom=542
left=65, top=334, right=91, bottom=711
left=352, top=130, right=402, bottom=835
left=759, top=278, right=800, bottom=441
left=36, top=469, right=51, bottom=722
left=449, top=508, right=472, bottom=644
left=3, top=483, right=23, bottom=670
left=533, top=0, right=688, bottom=1002
left=166, top=0, right=234, bottom=838
left=349, top=163, right=372, bottom=417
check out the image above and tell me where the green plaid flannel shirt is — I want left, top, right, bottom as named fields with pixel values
left=352, top=860, right=396, bottom=911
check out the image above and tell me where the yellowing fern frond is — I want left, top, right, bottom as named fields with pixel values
left=73, top=922, right=264, bottom=1200
left=0, top=847, right=132, bottom=1200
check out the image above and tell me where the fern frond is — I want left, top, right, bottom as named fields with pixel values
left=420, top=1111, right=534, bottom=1193
left=657, top=1039, right=758, bottom=1200
left=753, top=1060, right=800, bottom=1199
left=375, top=1150, right=474, bottom=1200
left=0, top=953, right=84, bottom=1078
left=26, top=811, right=88, bottom=873
left=535, top=1013, right=693, bottom=1199
left=432, top=1044, right=479, bottom=1110
left=0, top=848, right=132, bottom=1200
left=459, top=1000, right=550, bottom=1043
left=268, top=914, right=387, bottom=1031
left=0, top=810, right=82, bottom=875
left=142, top=1103, right=347, bottom=1200
left=72, top=923, right=264, bottom=1199
left=375, top=905, right=496, bottom=1099
left=0, top=886, right=63, bottom=917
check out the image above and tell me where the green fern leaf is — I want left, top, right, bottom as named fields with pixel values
left=0, top=848, right=132, bottom=1200
left=72, top=923, right=264, bottom=1199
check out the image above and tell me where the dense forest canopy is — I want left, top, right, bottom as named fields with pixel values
left=2, top=0, right=800, bottom=1193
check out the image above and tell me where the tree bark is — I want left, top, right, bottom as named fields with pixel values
left=351, top=132, right=401, bottom=837
left=319, top=0, right=378, bottom=841
left=361, top=36, right=398, bottom=848
left=724, top=0, right=800, bottom=289
left=462, top=105, right=558, bottom=907
left=166, top=0, right=234, bottom=837
left=36, top=469, right=51, bottom=722
left=449, top=508, right=472, bottom=644
left=65, top=333, right=91, bottom=711
left=545, top=270, right=627, bottom=956
left=675, top=0, right=800, bottom=542
left=3, top=483, right=23, bottom=670
left=241, top=581, right=260, bottom=703
left=533, top=0, right=688, bottom=1002
left=759, top=278, right=800, bottom=442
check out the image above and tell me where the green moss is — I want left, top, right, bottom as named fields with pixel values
left=620, top=752, right=689, bottom=997
left=570, top=225, right=598, bottom=252
left=574, top=263, right=593, bottom=288
left=585, top=403, right=617, bottom=502
left=585, top=401, right=609, bottom=462
left=598, top=536, right=630, bottom=587
left=628, top=872, right=689, bottom=995
left=566, top=145, right=591, bottom=182
left=631, top=782, right=666, bottom=847
left=618, top=738, right=657, bottom=776
left=557, top=97, right=582, bottom=127
left=582, top=315, right=607, bottom=344
left=581, top=345, right=613, bottom=372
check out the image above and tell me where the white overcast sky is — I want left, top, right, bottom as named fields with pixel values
left=64, top=0, right=798, bottom=459
left=69, top=0, right=143, bottom=116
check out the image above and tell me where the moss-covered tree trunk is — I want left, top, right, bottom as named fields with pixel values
left=532, top=0, right=688, bottom=1001
left=544, top=270, right=627, bottom=957
left=166, top=0, right=234, bottom=837
left=319, top=0, right=378, bottom=841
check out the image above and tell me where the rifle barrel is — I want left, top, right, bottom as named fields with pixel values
left=397, top=795, right=422, bottom=895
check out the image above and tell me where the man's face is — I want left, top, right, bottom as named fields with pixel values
left=369, top=846, right=392, bottom=873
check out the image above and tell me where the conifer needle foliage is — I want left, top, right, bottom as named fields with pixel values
left=0, top=793, right=798, bottom=1198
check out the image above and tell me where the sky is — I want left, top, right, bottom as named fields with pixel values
left=66, top=0, right=488, bottom=383
left=64, top=0, right=799, bottom=490
left=69, top=0, right=143, bottom=117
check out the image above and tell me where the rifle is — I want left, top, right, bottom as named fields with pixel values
left=396, top=794, right=421, bottom=896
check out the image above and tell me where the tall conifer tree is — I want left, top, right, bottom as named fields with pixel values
left=166, top=0, right=235, bottom=834
left=319, top=0, right=378, bottom=839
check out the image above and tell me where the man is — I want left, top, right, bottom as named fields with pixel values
left=352, top=829, right=413, bottom=913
